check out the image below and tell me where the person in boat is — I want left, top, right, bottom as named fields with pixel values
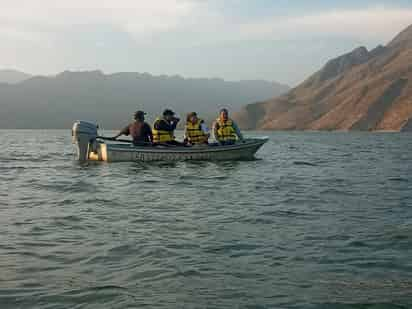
left=184, top=112, right=210, bottom=145
left=152, top=109, right=184, bottom=146
left=113, top=110, right=153, bottom=145
left=212, top=108, right=244, bottom=145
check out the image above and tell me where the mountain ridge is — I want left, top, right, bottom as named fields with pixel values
left=0, top=70, right=289, bottom=129
left=0, top=69, right=32, bottom=84
left=234, top=24, right=412, bottom=132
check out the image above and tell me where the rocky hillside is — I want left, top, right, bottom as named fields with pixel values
left=235, top=24, right=412, bottom=131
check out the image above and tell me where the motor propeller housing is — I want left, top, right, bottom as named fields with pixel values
left=72, top=121, right=98, bottom=161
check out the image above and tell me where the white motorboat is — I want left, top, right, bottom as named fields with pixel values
left=72, top=121, right=268, bottom=162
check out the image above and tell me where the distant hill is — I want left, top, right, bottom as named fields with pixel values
left=0, top=69, right=32, bottom=84
left=235, top=24, right=412, bottom=132
left=0, top=71, right=289, bottom=129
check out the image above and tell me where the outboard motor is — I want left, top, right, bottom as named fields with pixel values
left=72, top=121, right=98, bottom=161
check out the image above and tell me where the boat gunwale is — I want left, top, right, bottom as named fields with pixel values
left=102, top=138, right=268, bottom=154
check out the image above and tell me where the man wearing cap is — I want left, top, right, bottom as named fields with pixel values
left=152, top=109, right=183, bottom=145
left=113, top=110, right=153, bottom=145
left=212, top=108, right=244, bottom=145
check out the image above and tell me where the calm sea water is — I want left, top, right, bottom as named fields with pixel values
left=0, top=130, right=411, bottom=309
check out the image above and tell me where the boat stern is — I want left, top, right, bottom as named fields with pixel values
left=71, top=120, right=99, bottom=162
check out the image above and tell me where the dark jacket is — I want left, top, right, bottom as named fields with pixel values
left=153, top=118, right=178, bottom=132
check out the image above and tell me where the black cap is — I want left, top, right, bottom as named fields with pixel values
left=219, top=108, right=228, bottom=114
left=134, top=110, right=146, bottom=120
left=163, top=109, right=175, bottom=116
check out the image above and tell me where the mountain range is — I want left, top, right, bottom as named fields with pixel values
left=235, top=24, right=412, bottom=132
left=0, top=70, right=32, bottom=84
left=0, top=71, right=289, bottom=129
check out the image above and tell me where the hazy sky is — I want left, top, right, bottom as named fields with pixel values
left=1, top=0, right=412, bottom=85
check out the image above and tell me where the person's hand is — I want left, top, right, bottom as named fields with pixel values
left=173, top=117, right=180, bottom=123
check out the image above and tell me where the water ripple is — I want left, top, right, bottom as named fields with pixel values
left=0, top=130, right=411, bottom=308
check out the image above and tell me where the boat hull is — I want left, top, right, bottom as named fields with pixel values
left=87, top=139, right=268, bottom=162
